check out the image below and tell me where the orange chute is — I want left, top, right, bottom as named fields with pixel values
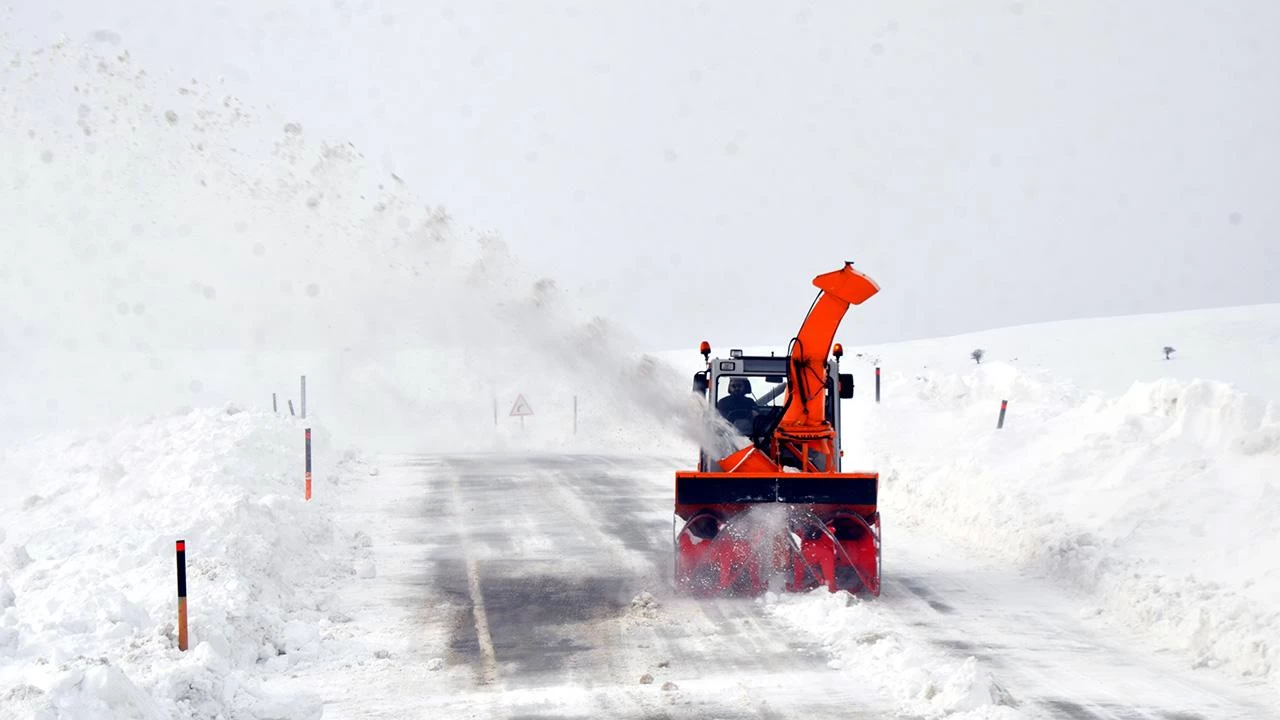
left=779, top=263, right=879, bottom=434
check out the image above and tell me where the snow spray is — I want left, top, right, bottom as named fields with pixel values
left=725, top=504, right=794, bottom=592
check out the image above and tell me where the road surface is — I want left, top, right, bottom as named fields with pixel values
left=307, top=453, right=1279, bottom=719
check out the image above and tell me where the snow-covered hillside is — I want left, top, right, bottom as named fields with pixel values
left=848, top=303, right=1280, bottom=402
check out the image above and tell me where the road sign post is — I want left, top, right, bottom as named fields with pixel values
left=509, top=394, right=534, bottom=430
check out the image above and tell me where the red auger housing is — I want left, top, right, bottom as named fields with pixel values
left=675, top=263, right=882, bottom=596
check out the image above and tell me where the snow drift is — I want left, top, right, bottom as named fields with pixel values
left=856, top=360, right=1280, bottom=693
left=0, top=408, right=370, bottom=719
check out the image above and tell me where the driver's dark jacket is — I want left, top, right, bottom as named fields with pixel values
left=716, top=393, right=756, bottom=419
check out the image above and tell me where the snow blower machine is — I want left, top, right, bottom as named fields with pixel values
left=675, top=262, right=881, bottom=597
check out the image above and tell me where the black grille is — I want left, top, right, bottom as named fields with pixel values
left=676, top=475, right=877, bottom=505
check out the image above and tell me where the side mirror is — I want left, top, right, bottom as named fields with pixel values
left=838, top=373, right=854, bottom=399
left=693, top=371, right=709, bottom=395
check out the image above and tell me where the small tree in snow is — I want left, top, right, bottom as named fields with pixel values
left=970, top=348, right=985, bottom=364
left=1163, top=346, right=1176, bottom=360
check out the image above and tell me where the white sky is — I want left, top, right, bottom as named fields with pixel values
left=6, top=1, right=1278, bottom=350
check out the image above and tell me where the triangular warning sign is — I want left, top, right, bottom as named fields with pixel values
left=509, top=394, right=534, bottom=417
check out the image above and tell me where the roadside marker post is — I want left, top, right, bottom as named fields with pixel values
left=997, top=400, right=1008, bottom=429
left=176, top=540, right=188, bottom=651
left=305, top=428, right=313, bottom=500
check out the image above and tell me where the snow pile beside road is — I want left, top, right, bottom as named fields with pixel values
left=852, top=362, right=1280, bottom=690
left=765, top=591, right=1022, bottom=719
left=0, top=408, right=371, bottom=719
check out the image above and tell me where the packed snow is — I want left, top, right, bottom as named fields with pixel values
left=861, top=364, right=1280, bottom=690
left=852, top=307, right=1280, bottom=687
left=762, top=591, right=1020, bottom=719
left=0, top=408, right=375, bottom=719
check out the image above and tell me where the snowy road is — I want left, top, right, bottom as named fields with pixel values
left=312, top=454, right=1279, bottom=719
left=881, top=542, right=1279, bottom=719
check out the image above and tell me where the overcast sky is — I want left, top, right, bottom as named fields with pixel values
left=7, top=1, right=1278, bottom=351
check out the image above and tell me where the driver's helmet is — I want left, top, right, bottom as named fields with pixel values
left=727, top=377, right=753, bottom=395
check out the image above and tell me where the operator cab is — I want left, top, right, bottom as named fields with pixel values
left=715, top=373, right=784, bottom=435
left=692, top=345, right=855, bottom=473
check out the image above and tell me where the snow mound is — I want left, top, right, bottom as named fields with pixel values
left=859, top=363, right=1280, bottom=691
left=0, top=408, right=366, bottom=719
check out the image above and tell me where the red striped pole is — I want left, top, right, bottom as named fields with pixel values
left=176, top=540, right=188, bottom=651
left=875, top=366, right=881, bottom=403
left=305, top=428, right=312, bottom=501
left=997, top=400, right=1008, bottom=429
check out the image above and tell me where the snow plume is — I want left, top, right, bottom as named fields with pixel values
left=0, top=39, right=715, bottom=455
left=455, top=238, right=744, bottom=457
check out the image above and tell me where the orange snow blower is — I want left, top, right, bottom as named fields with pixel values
left=675, top=262, right=881, bottom=596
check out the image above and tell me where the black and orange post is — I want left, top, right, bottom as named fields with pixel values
left=305, top=428, right=312, bottom=501
left=875, top=366, right=881, bottom=403
left=997, top=399, right=1008, bottom=429
left=176, top=540, right=188, bottom=651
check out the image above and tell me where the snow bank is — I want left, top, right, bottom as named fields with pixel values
left=856, top=363, right=1280, bottom=690
left=0, top=408, right=372, bottom=719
